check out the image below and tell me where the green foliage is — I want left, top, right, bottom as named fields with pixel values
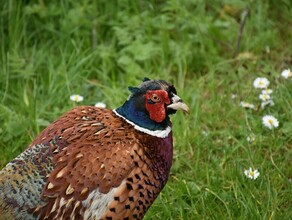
left=1, top=0, right=291, bottom=219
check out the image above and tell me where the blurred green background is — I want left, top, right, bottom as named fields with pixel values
left=0, top=0, right=291, bottom=219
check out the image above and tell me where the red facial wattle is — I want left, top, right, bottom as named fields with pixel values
left=144, top=90, right=170, bottom=123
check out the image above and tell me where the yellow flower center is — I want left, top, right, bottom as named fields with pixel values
left=250, top=171, right=254, bottom=176
left=268, top=119, right=274, bottom=125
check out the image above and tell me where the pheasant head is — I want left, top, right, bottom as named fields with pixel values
left=115, top=78, right=189, bottom=137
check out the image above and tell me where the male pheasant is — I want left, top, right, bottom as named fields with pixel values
left=0, top=78, right=189, bottom=220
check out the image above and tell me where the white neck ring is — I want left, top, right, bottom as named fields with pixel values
left=113, top=109, right=171, bottom=138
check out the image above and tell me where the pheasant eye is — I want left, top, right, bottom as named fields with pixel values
left=151, top=94, right=160, bottom=102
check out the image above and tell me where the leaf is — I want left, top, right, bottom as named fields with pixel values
left=117, top=55, right=143, bottom=74
left=123, top=42, right=159, bottom=61
left=23, top=88, right=29, bottom=107
left=236, top=52, right=257, bottom=60
left=36, top=118, right=51, bottom=127
left=117, top=55, right=132, bottom=66
left=281, top=122, right=292, bottom=136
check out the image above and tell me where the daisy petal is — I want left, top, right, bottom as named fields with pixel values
left=95, top=102, right=106, bottom=108
left=253, top=77, right=270, bottom=89
left=240, top=101, right=255, bottom=110
left=281, top=69, right=292, bottom=79
left=262, top=115, right=279, bottom=129
left=244, top=167, right=260, bottom=180
left=70, top=94, right=84, bottom=102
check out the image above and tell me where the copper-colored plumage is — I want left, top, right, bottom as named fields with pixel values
left=0, top=79, right=188, bottom=219
left=1, top=107, right=172, bottom=219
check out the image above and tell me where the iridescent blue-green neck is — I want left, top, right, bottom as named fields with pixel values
left=115, top=98, right=170, bottom=131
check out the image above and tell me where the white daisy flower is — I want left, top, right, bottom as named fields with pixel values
left=259, top=94, right=271, bottom=102
left=261, top=100, right=274, bottom=109
left=240, top=101, right=255, bottom=110
left=253, top=77, right=270, bottom=89
left=94, top=102, right=106, bottom=108
left=231, top=93, right=237, bottom=99
left=262, top=88, right=273, bottom=95
left=262, top=115, right=279, bottom=129
left=281, top=69, right=292, bottom=79
left=70, top=94, right=84, bottom=102
left=244, top=167, right=260, bottom=180
left=246, top=134, right=256, bottom=142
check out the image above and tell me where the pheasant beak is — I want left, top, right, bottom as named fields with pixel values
left=167, top=94, right=189, bottom=113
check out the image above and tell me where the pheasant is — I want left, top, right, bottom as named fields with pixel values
left=0, top=78, right=189, bottom=220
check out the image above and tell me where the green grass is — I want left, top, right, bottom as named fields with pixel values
left=1, top=0, right=291, bottom=219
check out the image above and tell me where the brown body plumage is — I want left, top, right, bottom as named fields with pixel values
left=0, top=79, right=188, bottom=219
